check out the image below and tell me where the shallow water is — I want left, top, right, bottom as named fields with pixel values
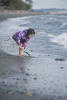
left=0, top=14, right=67, bottom=99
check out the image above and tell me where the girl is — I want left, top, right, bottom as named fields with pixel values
left=12, top=28, right=35, bottom=56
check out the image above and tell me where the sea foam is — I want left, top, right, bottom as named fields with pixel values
left=48, top=33, right=67, bottom=49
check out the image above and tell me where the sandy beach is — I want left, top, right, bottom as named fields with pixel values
left=0, top=51, right=67, bottom=100
left=0, top=11, right=67, bottom=100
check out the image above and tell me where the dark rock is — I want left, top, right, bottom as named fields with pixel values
left=31, top=50, right=33, bottom=52
left=2, top=81, right=5, bottom=84
left=17, top=78, right=19, bottom=80
left=58, top=96, right=63, bottom=99
left=26, top=73, right=30, bottom=76
left=55, top=58, right=65, bottom=61
left=34, top=77, right=37, bottom=80
left=23, top=78, right=27, bottom=82
left=20, top=91, right=24, bottom=94
left=60, top=67, right=64, bottom=69
left=65, top=86, right=67, bottom=88
left=48, top=55, right=50, bottom=56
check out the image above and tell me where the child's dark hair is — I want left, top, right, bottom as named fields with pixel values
left=27, top=28, right=35, bottom=36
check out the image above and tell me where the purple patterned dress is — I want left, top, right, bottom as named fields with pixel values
left=12, top=30, right=30, bottom=48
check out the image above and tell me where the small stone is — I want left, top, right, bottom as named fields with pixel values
left=55, top=58, right=65, bottom=61
left=31, top=50, right=33, bottom=52
left=26, top=88, right=29, bottom=91
left=4, top=84, right=8, bottom=87
left=60, top=67, right=64, bottom=69
left=59, top=96, right=62, bottom=99
left=65, top=86, right=67, bottom=88
left=26, top=73, right=29, bottom=76
left=20, top=91, right=24, bottom=94
left=24, top=88, right=27, bottom=91
left=26, top=93, right=33, bottom=96
left=27, top=68, right=30, bottom=71
left=2, top=81, right=5, bottom=84
left=23, top=78, right=27, bottom=82
left=17, top=78, right=19, bottom=80
left=34, top=77, right=37, bottom=80
left=7, top=90, right=13, bottom=95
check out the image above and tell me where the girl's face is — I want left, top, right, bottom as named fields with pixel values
left=28, top=34, right=33, bottom=38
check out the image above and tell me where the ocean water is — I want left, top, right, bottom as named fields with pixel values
left=0, top=14, right=67, bottom=57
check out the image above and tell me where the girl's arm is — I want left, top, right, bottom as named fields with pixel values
left=23, top=42, right=27, bottom=48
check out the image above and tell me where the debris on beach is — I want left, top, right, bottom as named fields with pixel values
left=33, top=77, right=37, bottom=80
left=7, top=90, right=13, bottom=95
left=31, top=50, right=33, bottom=52
left=17, top=78, right=20, bottom=80
left=0, top=45, right=2, bottom=50
left=4, top=38, right=10, bottom=41
left=20, top=91, right=24, bottom=94
left=60, top=67, right=64, bottom=69
left=23, top=78, right=27, bottom=83
left=48, top=55, right=50, bottom=56
left=25, top=73, right=30, bottom=76
left=55, top=58, right=66, bottom=61
left=27, top=68, right=30, bottom=71
left=26, top=93, right=33, bottom=96
left=58, top=96, right=63, bottom=99
left=65, top=86, right=67, bottom=88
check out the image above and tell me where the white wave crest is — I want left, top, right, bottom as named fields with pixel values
left=48, top=33, right=67, bottom=49
left=61, top=23, right=67, bottom=28
left=9, top=26, right=28, bottom=30
left=38, top=32, right=46, bottom=36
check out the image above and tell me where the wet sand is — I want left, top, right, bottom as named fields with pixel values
left=0, top=13, right=67, bottom=100
left=0, top=50, right=67, bottom=100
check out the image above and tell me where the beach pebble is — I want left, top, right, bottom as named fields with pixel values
left=60, top=67, right=64, bottom=69
left=17, top=78, right=20, bottom=80
left=20, top=91, right=24, bottom=94
left=55, top=58, right=65, bottom=61
left=26, top=73, right=30, bottom=76
left=58, top=96, right=63, bottom=99
left=34, top=77, right=37, bottom=80
left=48, top=55, right=50, bottom=56
left=2, top=81, right=5, bottom=84
left=26, top=93, right=33, bottom=96
left=27, top=68, right=30, bottom=71
left=23, top=78, right=27, bottom=83
left=31, top=50, right=33, bottom=52
left=7, top=90, right=13, bottom=95
left=65, top=86, right=67, bottom=88
left=0, top=46, right=2, bottom=50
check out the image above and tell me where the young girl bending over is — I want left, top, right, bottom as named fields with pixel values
left=12, top=28, right=35, bottom=56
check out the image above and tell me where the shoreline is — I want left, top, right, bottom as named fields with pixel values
left=0, top=10, right=42, bottom=21
left=0, top=9, right=67, bottom=21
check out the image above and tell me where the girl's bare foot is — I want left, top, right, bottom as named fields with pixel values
left=19, top=54, right=26, bottom=57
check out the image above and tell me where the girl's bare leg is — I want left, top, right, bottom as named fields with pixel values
left=19, top=46, right=24, bottom=56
